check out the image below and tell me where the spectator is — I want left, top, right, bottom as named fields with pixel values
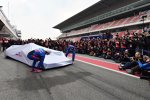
left=119, top=52, right=143, bottom=70
left=128, top=55, right=150, bottom=75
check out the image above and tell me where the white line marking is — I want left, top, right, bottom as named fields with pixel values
left=76, top=59, right=140, bottom=79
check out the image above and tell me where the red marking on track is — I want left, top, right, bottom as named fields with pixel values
left=69, top=54, right=127, bottom=73
left=76, top=55, right=120, bottom=70
left=69, top=55, right=140, bottom=77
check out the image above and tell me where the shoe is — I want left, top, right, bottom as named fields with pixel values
left=30, top=68, right=35, bottom=72
left=35, top=69, right=42, bottom=73
left=33, top=68, right=43, bottom=73
left=126, top=69, right=133, bottom=75
left=118, top=66, right=123, bottom=70
left=140, top=75, right=150, bottom=79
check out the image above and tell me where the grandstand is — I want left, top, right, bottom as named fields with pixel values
left=54, top=0, right=150, bottom=41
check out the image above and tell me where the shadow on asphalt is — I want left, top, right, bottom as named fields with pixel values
left=5, top=68, right=92, bottom=91
left=4, top=55, right=72, bottom=70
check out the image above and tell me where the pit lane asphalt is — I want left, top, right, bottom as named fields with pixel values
left=0, top=52, right=150, bottom=100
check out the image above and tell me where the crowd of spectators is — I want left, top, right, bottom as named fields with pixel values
left=0, top=30, right=150, bottom=58
left=76, top=30, right=150, bottom=61
left=0, top=38, right=67, bottom=52
left=0, top=29, right=150, bottom=80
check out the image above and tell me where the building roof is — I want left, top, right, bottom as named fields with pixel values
left=54, top=0, right=139, bottom=30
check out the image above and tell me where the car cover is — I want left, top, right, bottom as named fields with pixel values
left=4, top=43, right=72, bottom=69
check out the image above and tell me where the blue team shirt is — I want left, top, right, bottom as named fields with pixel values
left=138, top=61, right=150, bottom=70
left=67, top=45, right=75, bottom=51
left=33, top=48, right=45, bottom=57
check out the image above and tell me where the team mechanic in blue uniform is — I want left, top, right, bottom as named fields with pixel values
left=27, top=48, right=50, bottom=72
left=65, top=42, right=76, bottom=63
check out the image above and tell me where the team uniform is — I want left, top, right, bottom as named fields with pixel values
left=65, top=45, right=76, bottom=62
left=27, top=48, right=46, bottom=72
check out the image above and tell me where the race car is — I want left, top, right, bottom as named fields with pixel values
left=4, top=43, right=72, bottom=69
